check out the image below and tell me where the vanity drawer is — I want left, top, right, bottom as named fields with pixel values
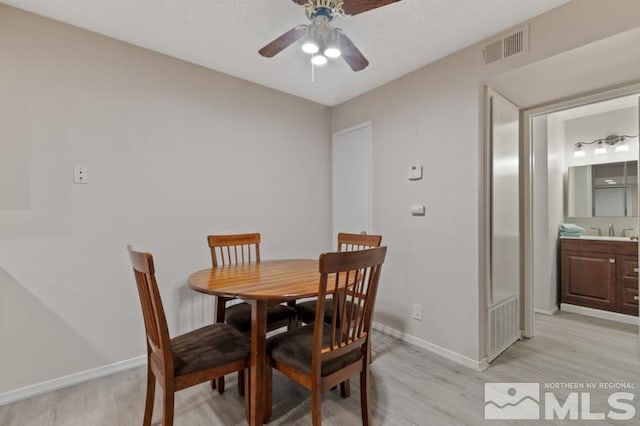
left=618, top=287, right=639, bottom=316
left=617, top=255, right=639, bottom=279
left=617, top=255, right=639, bottom=316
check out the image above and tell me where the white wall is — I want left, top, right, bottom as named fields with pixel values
left=0, top=6, right=331, bottom=393
left=532, top=115, right=551, bottom=313
left=332, top=0, right=640, bottom=362
left=532, top=114, right=565, bottom=314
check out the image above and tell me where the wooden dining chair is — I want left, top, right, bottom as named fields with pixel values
left=207, top=233, right=297, bottom=394
left=265, top=246, right=387, bottom=426
left=294, top=233, right=383, bottom=325
left=294, top=232, right=382, bottom=397
left=127, top=246, right=251, bottom=426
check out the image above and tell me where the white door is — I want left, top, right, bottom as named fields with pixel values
left=333, top=122, right=372, bottom=246
left=486, top=89, right=521, bottom=362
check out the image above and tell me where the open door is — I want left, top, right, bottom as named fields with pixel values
left=486, top=88, right=521, bottom=362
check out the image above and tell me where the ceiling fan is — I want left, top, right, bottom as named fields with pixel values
left=258, top=0, right=402, bottom=72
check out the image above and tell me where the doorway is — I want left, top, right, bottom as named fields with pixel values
left=523, top=86, right=640, bottom=338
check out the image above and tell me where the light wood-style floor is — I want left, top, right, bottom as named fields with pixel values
left=1, top=312, right=638, bottom=425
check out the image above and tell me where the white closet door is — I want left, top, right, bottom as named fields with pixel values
left=332, top=122, right=372, bottom=246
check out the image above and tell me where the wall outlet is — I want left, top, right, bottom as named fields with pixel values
left=73, top=166, right=89, bottom=184
left=412, top=303, right=423, bottom=321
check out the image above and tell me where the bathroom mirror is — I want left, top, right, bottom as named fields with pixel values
left=567, top=160, right=638, bottom=217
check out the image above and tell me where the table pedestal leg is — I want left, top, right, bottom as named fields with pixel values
left=250, top=300, right=267, bottom=426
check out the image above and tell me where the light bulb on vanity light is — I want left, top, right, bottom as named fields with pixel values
left=615, top=139, right=630, bottom=152
left=594, top=141, right=608, bottom=155
left=573, top=143, right=586, bottom=158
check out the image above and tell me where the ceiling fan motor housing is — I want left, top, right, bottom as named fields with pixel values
left=304, top=0, right=344, bottom=20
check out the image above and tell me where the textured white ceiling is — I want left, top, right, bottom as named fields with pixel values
left=2, top=0, right=569, bottom=106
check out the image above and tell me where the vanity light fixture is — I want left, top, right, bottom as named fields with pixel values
left=573, top=134, right=638, bottom=157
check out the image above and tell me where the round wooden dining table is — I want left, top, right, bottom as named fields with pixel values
left=188, top=259, right=321, bottom=426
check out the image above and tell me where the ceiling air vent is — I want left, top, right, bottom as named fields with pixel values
left=483, top=26, right=529, bottom=65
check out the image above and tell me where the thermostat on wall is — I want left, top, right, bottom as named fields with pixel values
left=408, top=165, right=423, bottom=180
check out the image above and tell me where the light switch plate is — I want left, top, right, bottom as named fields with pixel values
left=410, top=204, right=426, bottom=216
left=408, top=165, right=423, bottom=180
left=74, top=166, right=88, bottom=184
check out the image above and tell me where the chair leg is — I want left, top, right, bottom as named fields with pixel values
left=368, top=338, right=373, bottom=364
left=161, top=389, right=175, bottom=426
left=244, top=368, right=251, bottom=424
left=264, top=365, right=273, bottom=423
left=360, top=366, right=370, bottom=426
left=216, top=376, right=225, bottom=394
left=340, top=380, right=351, bottom=398
left=143, top=368, right=155, bottom=426
left=237, top=370, right=245, bottom=396
left=311, top=387, right=322, bottom=426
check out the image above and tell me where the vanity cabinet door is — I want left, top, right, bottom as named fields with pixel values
left=561, top=250, right=616, bottom=311
left=616, top=255, right=639, bottom=316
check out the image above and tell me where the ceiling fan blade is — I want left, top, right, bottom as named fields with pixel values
left=259, top=26, right=306, bottom=58
left=338, top=30, right=369, bottom=71
left=342, top=0, right=402, bottom=16
left=291, top=0, right=308, bottom=4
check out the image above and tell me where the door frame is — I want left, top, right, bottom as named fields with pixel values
left=332, top=121, right=373, bottom=243
left=522, top=82, right=640, bottom=338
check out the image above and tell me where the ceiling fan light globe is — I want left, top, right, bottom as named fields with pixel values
left=311, top=54, right=328, bottom=66
left=324, top=47, right=341, bottom=58
left=302, top=42, right=319, bottom=54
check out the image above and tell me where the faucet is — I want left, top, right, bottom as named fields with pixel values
left=621, top=228, right=634, bottom=237
left=591, top=227, right=602, bottom=236
left=608, top=224, right=615, bottom=237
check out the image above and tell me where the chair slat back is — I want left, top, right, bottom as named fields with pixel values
left=337, top=232, right=382, bottom=252
left=207, top=233, right=261, bottom=267
left=313, top=247, right=387, bottom=368
left=127, top=246, right=173, bottom=372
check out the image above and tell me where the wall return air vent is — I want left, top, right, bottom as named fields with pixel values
left=482, top=26, right=529, bottom=65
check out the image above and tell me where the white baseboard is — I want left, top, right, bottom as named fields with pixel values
left=534, top=306, right=558, bottom=316
left=0, top=355, right=146, bottom=407
left=372, top=321, right=488, bottom=372
left=560, top=303, right=639, bottom=325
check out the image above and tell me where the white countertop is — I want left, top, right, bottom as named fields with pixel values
left=561, top=235, right=637, bottom=242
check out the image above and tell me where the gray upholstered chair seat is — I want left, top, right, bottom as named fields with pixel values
left=266, top=324, right=362, bottom=377
left=172, top=324, right=250, bottom=376
left=295, top=299, right=355, bottom=324
left=225, top=302, right=296, bottom=333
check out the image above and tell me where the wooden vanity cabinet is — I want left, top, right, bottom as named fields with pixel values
left=560, top=238, right=638, bottom=316
left=617, top=254, right=639, bottom=316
